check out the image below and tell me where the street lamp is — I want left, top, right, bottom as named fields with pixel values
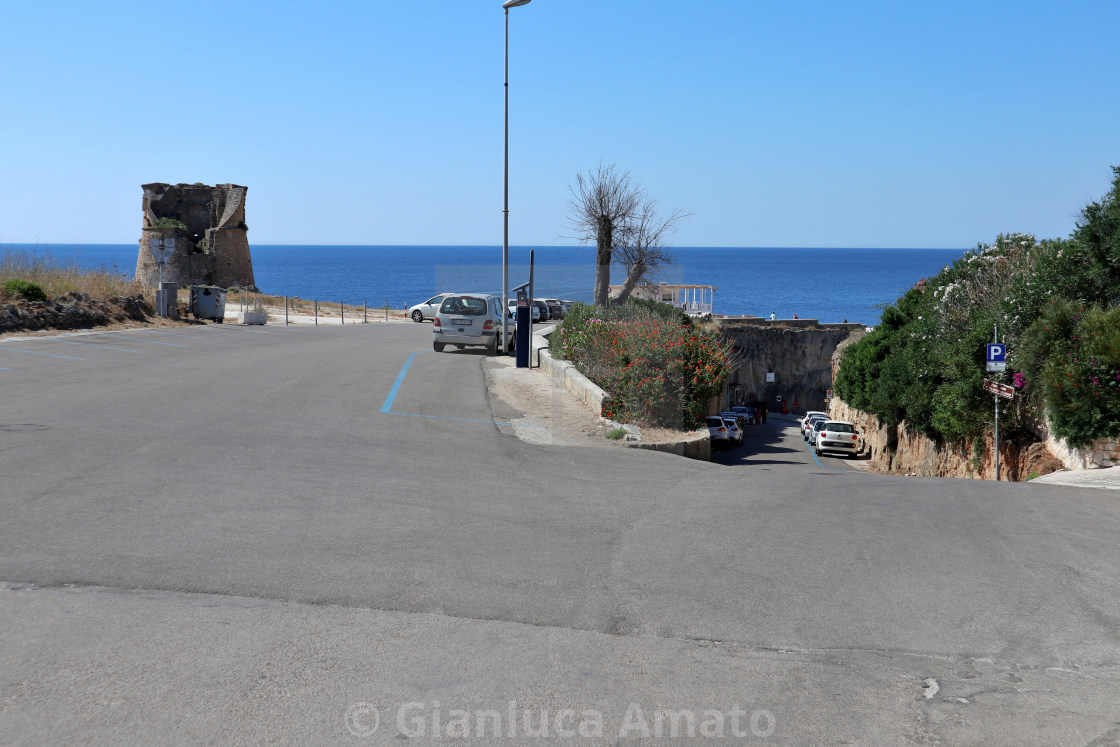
left=502, top=0, right=531, bottom=354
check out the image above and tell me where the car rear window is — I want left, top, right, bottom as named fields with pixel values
left=824, top=423, right=854, bottom=433
left=441, top=297, right=488, bottom=316
left=707, top=417, right=724, bottom=426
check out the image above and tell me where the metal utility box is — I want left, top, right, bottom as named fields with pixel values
left=190, top=285, right=226, bottom=322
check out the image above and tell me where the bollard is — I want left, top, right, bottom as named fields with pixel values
left=285, top=296, right=288, bottom=326
left=341, top=301, right=345, bottom=325
left=315, top=300, right=318, bottom=326
left=364, top=302, right=367, bottom=324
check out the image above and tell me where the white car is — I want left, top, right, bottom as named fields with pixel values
left=722, top=417, right=743, bottom=445
left=813, top=420, right=863, bottom=458
left=707, top=416, right=730, bottom=448
left=408, top=292, right=453, bottom=323
left=801, top=410, right=827, bottom=436
left=804, top=414, right=828, bottom=441
left=507, top=298, right=541, bottom=322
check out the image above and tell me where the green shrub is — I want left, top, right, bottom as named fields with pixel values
left=152, top=217, right=188, bottom=232
left=1022, top=301, right=1120, bottom=447
left=833, top=165, right=1120, bottom=447
left=2, top=278, right=47, bottom=302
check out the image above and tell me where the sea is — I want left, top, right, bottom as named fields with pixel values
left=0, top=244, right=966, bottom=326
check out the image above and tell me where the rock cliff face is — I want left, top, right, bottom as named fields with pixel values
left=826, top=396, right=1064, bottom=480
left=135, top=183, right=255, bottom=290
left=721, top=319, right=865, bottom=411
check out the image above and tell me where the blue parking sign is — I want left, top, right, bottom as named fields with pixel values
left=986, top=343, right=1007, bottom=371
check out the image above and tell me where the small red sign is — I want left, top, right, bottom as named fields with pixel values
left=983, top=380, right=1014, bottom=400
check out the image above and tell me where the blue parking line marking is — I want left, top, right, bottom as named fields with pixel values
left=0, top=345, right=83, bottom=360
left=802, top=436, right=841, bottom=470
left=45, top=338, right=140, bottom=353
left=0, top=366, right=11, bottom=370
left=381, top=351, right=424, bottom=413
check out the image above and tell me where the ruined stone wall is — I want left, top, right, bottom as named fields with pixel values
left=721, top=319, right=865, bottom=411
left=135, top=183, right=255, bottom=290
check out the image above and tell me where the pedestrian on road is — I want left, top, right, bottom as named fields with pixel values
left=761, top=402, right=768, bottom=424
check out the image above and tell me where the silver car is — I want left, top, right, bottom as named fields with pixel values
left=433, top=293, right=513, bottom=355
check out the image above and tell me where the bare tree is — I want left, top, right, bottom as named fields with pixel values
left=611, top=197, right=690, bottom=304
left=565, top=163, right=642, bottom=306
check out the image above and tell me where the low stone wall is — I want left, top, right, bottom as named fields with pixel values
left=627, top=434, right=710, bottom=461
left=1, top=293, right=149, bottom=334
left=535, top=329, right=711, bottom=462
left=537, top=348, right=609, bottom=415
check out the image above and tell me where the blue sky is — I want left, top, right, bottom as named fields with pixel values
left=1, top=0, right=1117, bottom=248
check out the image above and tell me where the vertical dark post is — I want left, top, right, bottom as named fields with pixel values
left=342, top=301, right=345, bottom=325
left=315, top=300, right=318, bottom=326
left=285, top=296, right=289, bottom=326
left=528, top=249, right=535, bottom=366
left=994, top=324, right=1000, bottom=481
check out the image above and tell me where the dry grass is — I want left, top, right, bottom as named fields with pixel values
left=0, top=249, right=141, bottom=303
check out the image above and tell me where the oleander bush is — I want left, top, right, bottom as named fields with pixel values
left=556, top=299, right=733, bottom=429
left=834, top=165, right=1120, bottom=447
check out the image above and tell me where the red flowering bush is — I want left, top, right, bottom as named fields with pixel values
left=556, top=302, right=733, bottom=428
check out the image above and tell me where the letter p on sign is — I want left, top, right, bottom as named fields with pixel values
left=986, top=343, right=1006, bottom=371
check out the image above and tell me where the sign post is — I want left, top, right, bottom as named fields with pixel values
left=148, top=238, right=177, bottom=318
left=985, top=326, right=1009, bottom=480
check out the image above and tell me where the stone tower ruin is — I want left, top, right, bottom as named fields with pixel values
left=135, top=183, right=256, bottom=290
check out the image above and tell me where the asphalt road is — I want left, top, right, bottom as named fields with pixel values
left=2, top=322, right=1119, bottom=745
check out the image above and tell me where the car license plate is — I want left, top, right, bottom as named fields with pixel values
left=451, top=318, right=471, bottom=326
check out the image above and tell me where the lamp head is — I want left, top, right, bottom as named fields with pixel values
left=503, top=0, right=531, bottom=7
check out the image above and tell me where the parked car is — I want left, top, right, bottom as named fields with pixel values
left=806, top=417, right=829, bottom=445
left=432, top=293, right=514, bottom=355
left=804, top=414, right=829, bottom=441
left=801, top=410, right=828, bottom=436
left=731, top=405, right=757, bottom=425
left=813, top=420, right=863, bottom=458
left=707, top=416, right=730, bottom=448
left=721, top=411, right=747, bottom=429
left=532, top=299, right=552, bottom=322
left=507, top=298, right=541, bottom=322
left=408, top=292, right=454, bottom=323
left=543, top=299, right=564, bottom=320
left=560, top=300, right=576, bottom=314
left=722, top=417, right=743, bottom=445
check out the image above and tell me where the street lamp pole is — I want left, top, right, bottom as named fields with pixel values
left=502, top=0, right=531, bottom=355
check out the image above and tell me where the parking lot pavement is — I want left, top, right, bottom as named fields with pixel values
left=1031, top=464, right=1120, bottom=490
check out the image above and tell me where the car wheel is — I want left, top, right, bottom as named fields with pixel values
left=487, top=334, right=498, bottom=356
left=412, top=310, right=424, bottom=323
left=433, top=341, right=445, bottom=352
left=814, top=445, right=822, bottom=457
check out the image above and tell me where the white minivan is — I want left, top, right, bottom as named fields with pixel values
left=433, top=293, right=514, bottom=355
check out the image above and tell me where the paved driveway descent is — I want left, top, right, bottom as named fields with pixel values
left=2, top=323, right=1119, bottom=744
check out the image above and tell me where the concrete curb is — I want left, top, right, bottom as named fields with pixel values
left=530, top=326, right=711, bottom=462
